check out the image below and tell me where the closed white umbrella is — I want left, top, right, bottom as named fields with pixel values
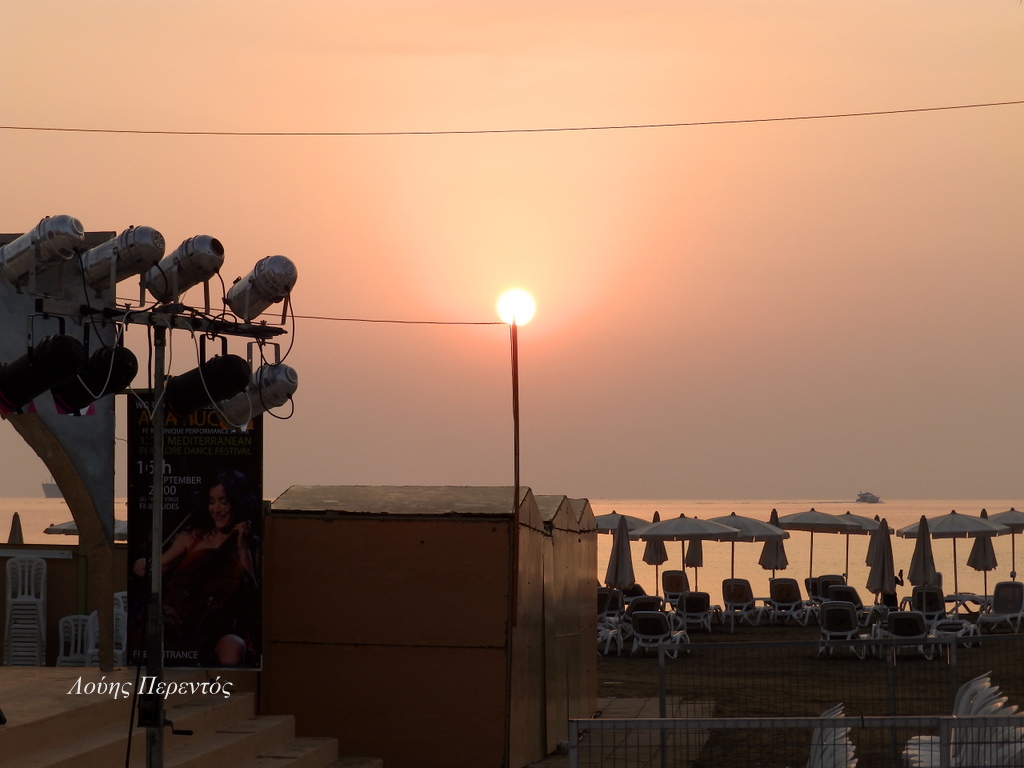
left=902, top=515, right=939, bottom=588
left=967, top=509, right=999, bottom=596
left=7, top=512, right=24, bottom=545
left=684, top=538, right=704, bottom=590
left=757, top=508, right=789, bottom=578
left=865, top=517, right=896, bottom=598
left=604, top=515, right=636, bottom=590
left=776, top=508, right=860, bottom=580
left=987, top=507, right=1024, bottom=581
left=641, top=511, right=669, bottom=594
left=707, top=511, right=789, bottom=579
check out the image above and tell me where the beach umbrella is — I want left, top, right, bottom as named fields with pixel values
left=834, top=510, right=887, bottom=582
left=706, top=511, right=788, bottom=579
left=641, top=511, right=669, bottom=594
left=898, top=510, right=1007, bottom=594
left=902, top=515, right=939, bottom=588
left=604, top=515, right=636, bottom=590
left=594, top=510, right=648, bottom=533
left=865, top=517, right=896, bottom=598
left=635, top=514, right=739, bottom=591
left=776, top=508, right=860, bottom=580
left=987, top=507, right=1024, bottom=581
left=967, top=509, right=999, bottom=597
left=757, top=508, right=789, bottom=578
left=7, top=512, right=24, bottom=545
left=684, top=538, right=704, bottom=590
left=44, top=518, right=129, bottom=542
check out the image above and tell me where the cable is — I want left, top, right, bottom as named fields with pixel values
left=292, top=314, right=504, bottom=325
left=2, top=99, right=1022, bottom=137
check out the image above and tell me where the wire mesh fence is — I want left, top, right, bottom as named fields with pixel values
left=576, top=632, right=1024, bottom=767
left=568, top=715, right=1024, bottom=768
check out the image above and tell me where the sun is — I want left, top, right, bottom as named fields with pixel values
left=496, top=289, right=536, bottom=325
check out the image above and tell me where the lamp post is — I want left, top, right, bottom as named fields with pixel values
left=496, top=288, right=534, bottom=768
left=497, top=289, right=535, bottom=521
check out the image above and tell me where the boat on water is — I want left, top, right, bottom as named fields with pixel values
left=41, top=481, right=61, bottom=499
left=856, top=491, right=881, bottom=504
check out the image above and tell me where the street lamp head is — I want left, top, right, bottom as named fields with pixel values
left=497, top=289, right=535, bottom=326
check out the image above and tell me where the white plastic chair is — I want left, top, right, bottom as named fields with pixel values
left=85, top=608, right=128, bottom=666
left=904, top=673, right=1024, bottom=767
left=806, top=704, right=857, bottom=768
left=56, top=615, right=91, bottom=666
left=978, top=581, right=1024, bottom=634
left=5, top=556, right=46, bottom=666
left=629, top=611, right=689, bottom=658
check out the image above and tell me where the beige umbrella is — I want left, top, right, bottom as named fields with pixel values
left=987, top=507, right=1024, bottom=581
left=898, top=510, right=1007, bottom=594
left=595, top=510, right=648, bottom=533
left=634, top=514, right=740, bottom=586
left=776, top=508, right=860, bottom=580
left=835, top=510, right=887, bottom=581
left=44, top=518, right=129, bottom=541
left=707, top=511, right=789, bottom=579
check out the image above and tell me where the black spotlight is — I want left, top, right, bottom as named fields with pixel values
left=164, top=354, right=251, bottom=419
left=51, top=346, right=140, bottom=414
left=0, top=334, right=86, bottom=416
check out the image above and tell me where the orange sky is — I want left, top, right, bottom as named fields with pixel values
left=3, top=2, right=1024, bottom=501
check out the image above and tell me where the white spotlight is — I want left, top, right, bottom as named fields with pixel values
left=225, top=255, right=297, bottom=321
left=217, top=363, right=298, bottom=427
left=146, top=235, right=225, bottom=303
left=0, top=215, right=85, bottom=287
left=81, top=226, right=166, bottom=291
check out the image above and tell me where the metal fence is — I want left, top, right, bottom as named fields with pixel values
left=568, top=714, right=1024, bottom=768
left=572, top=633, right=1024, bottom=767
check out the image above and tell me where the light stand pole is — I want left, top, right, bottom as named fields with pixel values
left=510, top=320, right=520, bottom=527
left=146, top=323, right=167, bottom=767
left=113, top=305, right=286, bottom=768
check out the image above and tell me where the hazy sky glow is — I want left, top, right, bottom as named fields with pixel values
left=3, top=2, right=1024, bottom=501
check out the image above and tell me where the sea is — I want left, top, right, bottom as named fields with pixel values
left=3, top=496, right=1021, bottom=604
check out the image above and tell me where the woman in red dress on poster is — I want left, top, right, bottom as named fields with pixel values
left=133, top=470, right=260, bottom=666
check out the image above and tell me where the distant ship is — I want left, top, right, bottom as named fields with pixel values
left=856, top=491, right=881, bottom=504
left=42, top=481, right=61, bottom=499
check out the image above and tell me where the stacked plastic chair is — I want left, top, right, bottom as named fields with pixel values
left=4, top=556, right=47, bottom=665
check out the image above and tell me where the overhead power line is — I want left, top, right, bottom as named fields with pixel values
left=293, top=314, right=503, bottom=326
left=1, top=99, right=1022, bottom=137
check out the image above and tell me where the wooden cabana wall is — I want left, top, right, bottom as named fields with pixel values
left=535, top=495, right=598, bottom=754
left=259, top=485, right=594, bottom=768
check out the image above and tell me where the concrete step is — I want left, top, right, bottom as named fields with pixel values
left=241, top=736, right=338, bottom=768
left=1, top=669, right=347, bottom=768
left=162, top=715, right=296, bottom=768
left=4, top=674, right=237, bottom=768
left=325, top=759, right=385, bottom=768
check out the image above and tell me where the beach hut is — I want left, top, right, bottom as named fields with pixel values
left=261, top=485, right=595, bottom=768
left=535, top=494, right=597, bottom=756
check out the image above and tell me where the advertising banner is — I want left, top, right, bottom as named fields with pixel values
left=126, top=398, right=263, bottom=669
